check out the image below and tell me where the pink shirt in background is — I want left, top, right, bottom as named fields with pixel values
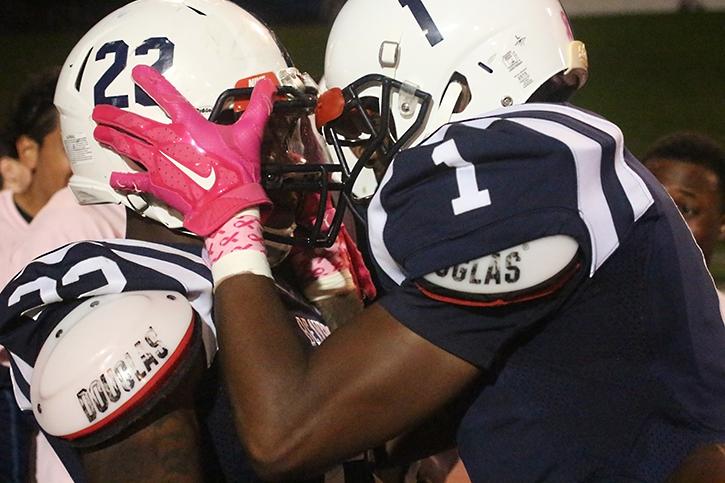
left=0, top=190, right=28, bottom=369
left=0, top=187, right=125, bottom=287
left=0, top=189, right=32, bottom=264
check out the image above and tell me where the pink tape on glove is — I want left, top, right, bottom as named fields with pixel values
left=291, top=193, right=377, bottom=302
left=338, top=224, right=377, bottom=301
left=290, top=235, right=355, bottom=302
left=94, top=65, right=275, bottom=236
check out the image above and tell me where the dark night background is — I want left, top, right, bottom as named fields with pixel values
left=0, top=0, right=335, bottom=31
left=0, top=0, right=721, bottom=156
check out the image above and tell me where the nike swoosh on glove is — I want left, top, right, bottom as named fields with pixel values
left=93, top=64, right=276, bottom=236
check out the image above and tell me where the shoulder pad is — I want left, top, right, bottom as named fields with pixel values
left=416, top=235, right=580, bottom=307
left=31, top=290, right=200, bottom=446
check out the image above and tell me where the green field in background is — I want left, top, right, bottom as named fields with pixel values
left=1, top=12, right=722, bottom=149
left=1, top=11, right=723, bottom=277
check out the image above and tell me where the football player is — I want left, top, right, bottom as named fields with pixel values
left=0, top=0, right=375, bottom=481
left=95, top=0, right=725, bottom=480
left=642, top=131, right=725, bottom=267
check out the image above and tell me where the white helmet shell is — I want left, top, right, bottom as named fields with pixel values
left=55, top=0, right=291, bottom=229
left=324, top=0, right=588, bottom=146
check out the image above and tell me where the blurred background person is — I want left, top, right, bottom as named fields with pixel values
left=0, top=139, right=31, bottom=483
left=0, top=67, right=125, bottom=288
left=3, top=67, right=68, bottom=223
left=0, top=67, right=66, bottom=483
left=0, top=137, right=31, bottom=194
left=642, top=131, right=725, bottom=310
left=0, top=66, right=124, bottom=483
left=642, top=132, right=725, bottom=268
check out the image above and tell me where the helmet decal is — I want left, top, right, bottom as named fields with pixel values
left=56, top=0, right=308, bottom=233
left=398, top=0, right=444, bottom=46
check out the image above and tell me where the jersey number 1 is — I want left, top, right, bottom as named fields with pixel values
left=432, top=139, right=492, bottom=215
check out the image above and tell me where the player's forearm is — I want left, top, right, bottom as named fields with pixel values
left=214, top=274, right=480, bottom=479
left=215, top=274, right=326, bottom=477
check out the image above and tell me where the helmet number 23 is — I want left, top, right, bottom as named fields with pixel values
left=432, top=139, right=492, bottom=216
left=94, top=37, right=175, bottom=108
left=399, top=0, right=443, bottom=46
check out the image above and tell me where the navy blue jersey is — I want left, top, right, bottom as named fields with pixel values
left=0, top=239, right=216, bottom=411
left=0, top=239, right=365, bottom=482
left=369, top=104, right=725, bottom=481
left=0, top=239, right=216, bottom=481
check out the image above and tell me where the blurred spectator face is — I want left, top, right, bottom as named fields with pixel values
left=38, top=125, right=71, bottom=191
left=16, top=123, right=70, bottom=196
left=646, top=158, right=725, bottom=263
left=0, top=155, right=31, bottom=193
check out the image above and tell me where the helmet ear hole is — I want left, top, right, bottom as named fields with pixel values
left=526, top=72, right=579, bottom=104
left=443, top=72, right=471, bottom=114
left=74, top=49, right=93, bottom=92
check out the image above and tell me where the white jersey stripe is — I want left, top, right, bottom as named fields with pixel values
left=506, top=117, right=618, bottom=274
left=106, top=238, right=209, bottom=265
left=369, top=161, right=406, bottom=285
left=476, top=103, right=654, bottom=223
left=9, top=352, right=33, bottom=411
left=420, top=123, right=452, bottom=147
left=111, top=251, right=217, bottom=363
left=543, top=105, right=654, bottom=222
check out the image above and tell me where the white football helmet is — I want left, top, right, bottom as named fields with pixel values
left=319, top=0, right=589, bottom=200
left=55, top=0, right=318, bottom=231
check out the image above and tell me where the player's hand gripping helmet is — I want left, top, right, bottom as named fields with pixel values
left=317, top=0, right=589, bottom=216
left=56, top=0, right=334, bottom=242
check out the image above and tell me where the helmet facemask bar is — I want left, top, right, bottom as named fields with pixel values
left=320, top=73, right=433, bottom=226
left=263, top=162, right=346, bottom=248
left=209, top=85, right=318, bottom=122
left=209, top=83, right=347, bottom=248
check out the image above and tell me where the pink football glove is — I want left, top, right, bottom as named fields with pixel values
left=93, top=65, right=276, bottom=236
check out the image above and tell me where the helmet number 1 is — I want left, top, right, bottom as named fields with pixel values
left=398, top=0, right=443, bottom=46
left=432, top=139, right=491, bottom=215
left=94, top=37, right=175, bottom=108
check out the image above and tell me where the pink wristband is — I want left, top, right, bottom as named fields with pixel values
left=205, top=208, right=272, bottom=287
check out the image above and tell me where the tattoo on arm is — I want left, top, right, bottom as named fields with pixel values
left=80, top=344, right=206, bottom=483
left=81, top=406, right=203, bottom=483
